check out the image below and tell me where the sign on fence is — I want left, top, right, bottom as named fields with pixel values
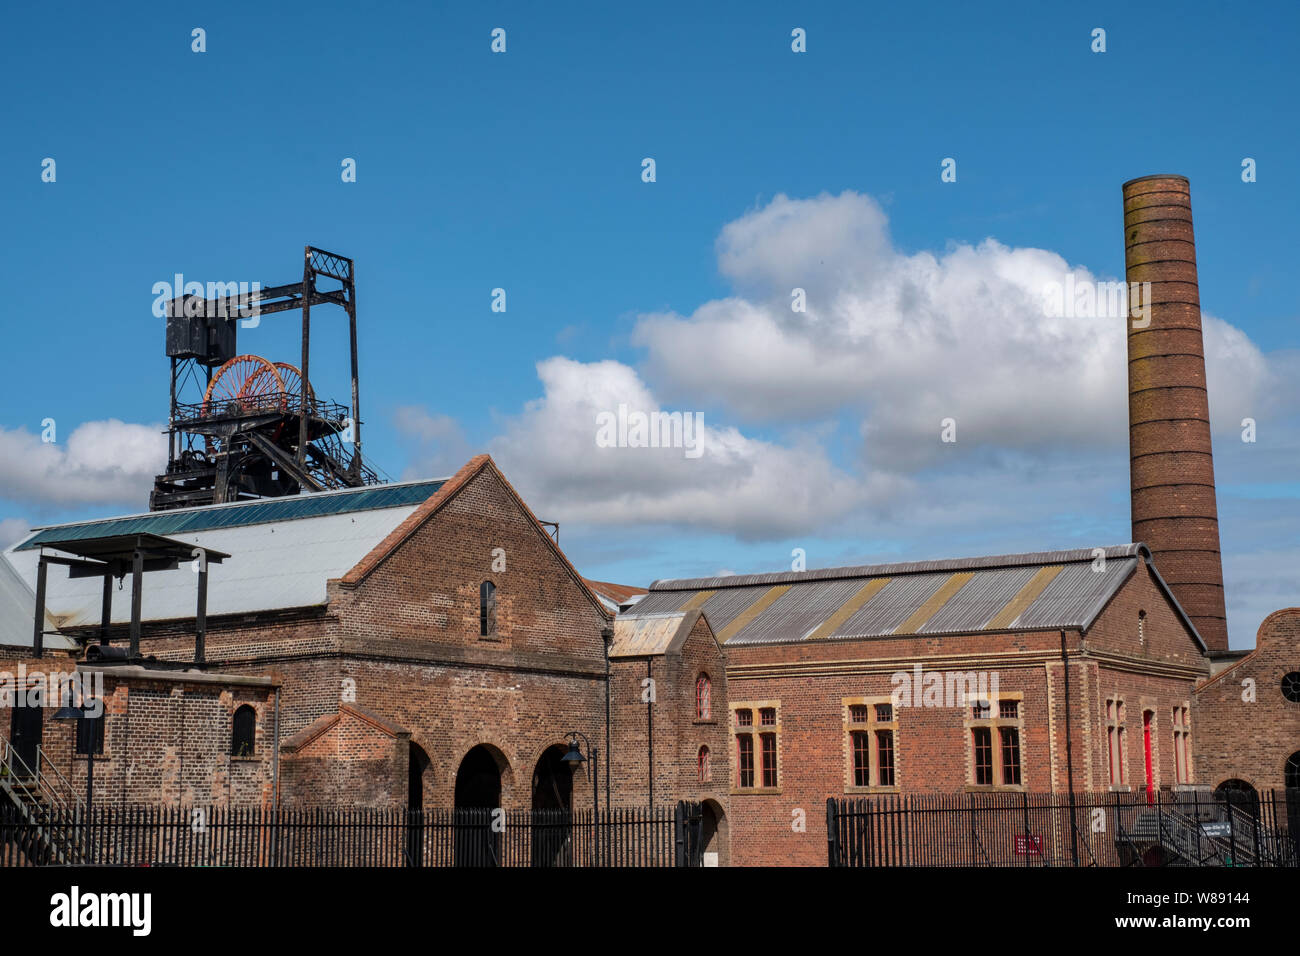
left=1014, top=834, right=1043, bottom=856
left=1201, top=822, right=1232, bottom=838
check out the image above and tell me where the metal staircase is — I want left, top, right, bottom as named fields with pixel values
left=1, top=737, right=85, bottom=865
left=1115, top=797, right=1292, bottom=867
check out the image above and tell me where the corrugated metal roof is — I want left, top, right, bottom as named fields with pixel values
left=1013, top=561, right=1132, bottom=630
left=920, top=566, right=1038, bottom=634
left=649, top=544, right=1145, bottom=591
left=3, top=489, right=437, bottom=628
left=690, top=586, right=777, bottom=635
left=629, top=545, right=1150, bottom=646
left=13, top=480, right=445, bottom=551
left=828, top=573, right=950, bottom=639
left=730, top=577, right=866, bottom=644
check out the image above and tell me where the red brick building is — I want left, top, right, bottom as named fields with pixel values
left=2, top=175, right=1297, bottom=867
left=4, top=457, right=623, bottom=817
left=621, top=544, right=1209, bottom=864
left=1193, top=609, right=1300, bottom=798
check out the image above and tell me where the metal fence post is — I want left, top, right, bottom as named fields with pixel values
left=826, top=799, right=838, bottom=867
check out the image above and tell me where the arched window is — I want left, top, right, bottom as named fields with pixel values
left=231, top=705, right=256, bottom=757
left=695, top=673, right=711, bottom=720
left=480, top=581, right=497, bottom=637
left=1285, top=752, right=1300, bottom=791
left=698, top=746, right=711, bottom=783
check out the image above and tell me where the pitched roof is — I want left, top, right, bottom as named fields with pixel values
left=3, top=480, right=444, bottom=627
left=627, top=544, right=1201, bottom=647
left=3, top=457, right=612, bottom=631
left=587, top=574, right=647, bottom=606
left=14, top=480, right=444, bottom=551
left=584, top=579, right=648, bottom=613
left=609, top=608, right=712, bottom=658
left=341, top=454, right=612, bottom=621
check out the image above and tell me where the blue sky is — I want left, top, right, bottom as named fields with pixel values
left=2, top=1, right=1298, bottom=648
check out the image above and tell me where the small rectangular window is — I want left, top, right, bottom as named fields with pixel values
left=848, top=704, right=870, bottom=724
left=998, top=700, right=1019, bottom=719
left=760, top=733, right=778, bottom=787
left=972, top=727, right=993, bottom=785
left=735, top=709, right=753, bottom=727
left=972, top=700, right=991, bottom=719
left=851, top=731, right=871, bottom=787
left=759, top=707, right=776, bottom=726
left=876, top=730, right=895, bottom=786
left=737, top=735, right=754, bottom=787
left=1000, top=727, right=1021, bottom=785
left=874, top=703, right=893, bottom=722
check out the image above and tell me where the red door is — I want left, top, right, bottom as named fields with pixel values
left=1142, top=711, right=1154, bottom=804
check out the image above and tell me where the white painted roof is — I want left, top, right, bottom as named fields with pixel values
left=0, top=553, right=75, bottom=649
left=3, top=502, right=421, bottom=628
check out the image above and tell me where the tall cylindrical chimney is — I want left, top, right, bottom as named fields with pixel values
left=1123, top=174, right=1228, bottom=652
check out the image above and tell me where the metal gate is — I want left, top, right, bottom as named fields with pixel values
left=674, top=801, right=704, bottom=867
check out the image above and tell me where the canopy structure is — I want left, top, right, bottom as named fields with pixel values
left=30, top=532, right=230, bottom=664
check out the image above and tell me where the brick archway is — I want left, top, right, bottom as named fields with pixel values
left=700, top=798, right=729, bottom=867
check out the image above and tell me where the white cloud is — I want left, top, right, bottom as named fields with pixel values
left=0, top=420, right=164, bottom=508
left=486, top=357, right=869, bottom=540
left=634, top=191, right=1271, bottom=473
left=388, top=191, right=1297, bottom=647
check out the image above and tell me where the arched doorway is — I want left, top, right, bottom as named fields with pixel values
left=531, top=745, right=573, bottom=866
left=406, top=743, right=431, bottom=867
left=1215, top=778, right=1260, bottom=819
left=454, top=745, right=504, bottom=866
left=700, top=799, right=729, bottom=866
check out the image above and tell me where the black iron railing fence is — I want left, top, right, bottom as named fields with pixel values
left=0, top=803, right=704, bottom=868
left=827, top=789, right=1300, bottom=867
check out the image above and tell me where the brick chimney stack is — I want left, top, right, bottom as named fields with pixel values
left=1123, top=174, right=1228, bottom=652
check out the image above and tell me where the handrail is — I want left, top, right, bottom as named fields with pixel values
left=1158, top=805, right=1231, bottom=865
left=0, top=739, right=84, bottom=865
left=1, top=738, right=85, bottom=817
left=36, top=744, right=85, bottom=815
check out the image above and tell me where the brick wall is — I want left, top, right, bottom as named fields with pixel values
left=1194, top=607, right=1300, bottom=792
left=608, top=614, right=730, bottom=811
left=714, top=558, right=1208, bottom=865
